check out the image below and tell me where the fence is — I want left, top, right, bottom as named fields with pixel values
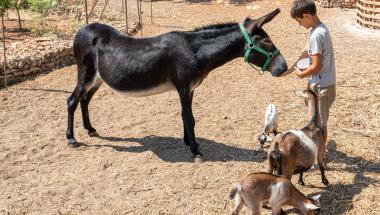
left=357, top=0, right=380, bottom=29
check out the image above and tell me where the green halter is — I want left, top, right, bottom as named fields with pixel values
left=239, top=24, right=280, bottom=73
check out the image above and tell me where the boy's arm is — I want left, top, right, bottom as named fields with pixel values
left=280, top=50, right=308, bottom=77
left=281, top=46, right=308, bottom=77
left=295, top=53, right=322, bottom=79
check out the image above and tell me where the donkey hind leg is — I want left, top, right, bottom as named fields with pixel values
left=183, top=91, right=194, bottom=146
left=177, top=87, right=202, bottom=158
left=80, top=78, right=103, bottom=137
left=66, top=64, right=98, bottom=147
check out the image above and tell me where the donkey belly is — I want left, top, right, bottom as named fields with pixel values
left=117, top=81, right=176, bottom=97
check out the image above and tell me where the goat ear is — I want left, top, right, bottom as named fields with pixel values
left=318, top=89, right=328, bottom=98
left=311, top=194, right=321, bottom=201
left=305, top=203, right=320, bottom=210
left=294, top=90, right=307, bottom=98
left=255, top=8, right=281, bottom=28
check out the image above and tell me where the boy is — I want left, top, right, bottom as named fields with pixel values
left=285, top=0, right=336, bottom=154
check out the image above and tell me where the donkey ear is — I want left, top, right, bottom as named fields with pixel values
left=255, top=8, right=281, bottom=28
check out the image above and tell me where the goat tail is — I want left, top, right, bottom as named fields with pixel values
left=269, top=143, right=282, bottom=175
left=229, top=183, right=241, bottom=200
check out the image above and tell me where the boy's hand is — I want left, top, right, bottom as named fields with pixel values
left=295, top=67, right=305, bottom=79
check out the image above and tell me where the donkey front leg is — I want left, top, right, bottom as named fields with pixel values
left=182, top=91, right=194, bottom=146
left=177, top=88, right=202, bottom=159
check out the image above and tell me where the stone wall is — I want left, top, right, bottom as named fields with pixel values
left=316, top=0, right=357, bottom=8
left=0, top=22, right=139, bottom=88
left=0, top=36, right=75, bottom=87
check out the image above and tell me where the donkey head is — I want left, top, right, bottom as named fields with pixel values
left=241, top=9, right=288, bottom=77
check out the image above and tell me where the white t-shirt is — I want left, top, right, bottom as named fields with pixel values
left=308, top=23, right=336, bottom=87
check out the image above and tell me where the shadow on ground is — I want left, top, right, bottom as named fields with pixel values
left=309, top=140, right=379, bottom=215
left=80, top=135, right=265, bottom=163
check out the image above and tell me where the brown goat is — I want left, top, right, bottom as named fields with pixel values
left=267, top=89, right=329, bottom=186
left=229, top=172, right=321, bottom=215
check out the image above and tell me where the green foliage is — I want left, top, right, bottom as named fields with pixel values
left=0, top=0, right=12, bottom=15
left=28, top=0, right=57, bottom=17
left=16, top=0, right=30, bottom=10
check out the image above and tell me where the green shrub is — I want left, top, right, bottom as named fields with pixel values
left=0, top=0, right=12, bottom=15
left=28, top=0, right=57, bottom=17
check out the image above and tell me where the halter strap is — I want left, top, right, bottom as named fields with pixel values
left=239, top=24, right=280, bottom=73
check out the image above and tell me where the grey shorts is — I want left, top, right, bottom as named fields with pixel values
left=318, top=85, right=336, bottom=127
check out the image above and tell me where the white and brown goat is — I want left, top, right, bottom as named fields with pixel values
left=267, top=89, right=329, bottom=186
left=229, top=172, right=321, bottom=215
left=257, top=103, right=279, bottom=146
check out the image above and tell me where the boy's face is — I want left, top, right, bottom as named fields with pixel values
left=295, top=14, right=313, bottom=29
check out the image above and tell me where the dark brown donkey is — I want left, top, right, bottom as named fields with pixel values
left=66, top=9, right=288, bottom=160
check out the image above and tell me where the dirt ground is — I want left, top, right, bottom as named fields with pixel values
left=1, top=1, right=379, bottom=214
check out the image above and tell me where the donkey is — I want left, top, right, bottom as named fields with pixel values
left=66, top=8, right=288, bottom=160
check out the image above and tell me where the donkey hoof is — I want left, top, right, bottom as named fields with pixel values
left=67, top=139, right=79, bottom=148
left=193, top=155, right=204, bottom=163
left=88, top=131, right=99, bottom=137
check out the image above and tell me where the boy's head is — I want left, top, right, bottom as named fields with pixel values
left=291, top=0, right=318, bottom=29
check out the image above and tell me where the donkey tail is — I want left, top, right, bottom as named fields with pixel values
left=229, top=183, right=241, bottom=200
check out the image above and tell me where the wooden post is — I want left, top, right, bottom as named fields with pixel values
left=1, top=13, right=7, bottom=89
left=85, top=0, right=88, bottom=24
left=136, top=0, right=142, bottom=36
left=139, top=0, right=143, bottom=36
left=99, top=0, right=109, bottom=20
left=151, top=0, right=153, bottom=23
left=124, top=0, right=128, bottom=34
left=88, top=0, right=99, bottom=19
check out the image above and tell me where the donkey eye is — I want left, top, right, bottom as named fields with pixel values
left=263, top=38, right=271, bottom=43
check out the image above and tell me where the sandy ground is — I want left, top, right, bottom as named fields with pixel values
left=1, top=1, right=379, bottom=214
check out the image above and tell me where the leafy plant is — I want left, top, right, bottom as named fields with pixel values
left=0, top=0, right=12, bottom=16
left=27, top=0, right=57, bottom=30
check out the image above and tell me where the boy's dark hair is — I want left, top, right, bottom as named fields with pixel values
left=290, top=0, right=317, bottom=19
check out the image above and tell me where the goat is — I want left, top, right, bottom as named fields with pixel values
left=257, top=103, right=279, bottom=146
left=267, top=88, right=329, bottom=186
left=229, top=172, right=321, bottom=215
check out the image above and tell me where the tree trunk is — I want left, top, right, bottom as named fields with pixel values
left=15, top=0, right=22, bottom=30
left=1, top=13, right=8, bottom=89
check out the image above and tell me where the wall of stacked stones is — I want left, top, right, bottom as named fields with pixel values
left=0, top=22, right=139, bottom=88
left=315, top=0, right=358, bottom=8
left=0, top=37, right=75, bottom=87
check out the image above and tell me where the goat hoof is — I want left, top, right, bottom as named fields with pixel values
left=88, top=131, right=99, bottom=137
left=67, top=139, right=79, bottom=148
left=193, top=154, right=204, bottom=163
left=298, top=181, right=305, bottom=186
left=322, top=179, right=329, bottom=186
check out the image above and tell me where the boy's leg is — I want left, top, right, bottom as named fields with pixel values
left=319, top=85, right=336, bottom=160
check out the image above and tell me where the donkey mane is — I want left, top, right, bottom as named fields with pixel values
left=192, top=22, right=237, bottom=32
